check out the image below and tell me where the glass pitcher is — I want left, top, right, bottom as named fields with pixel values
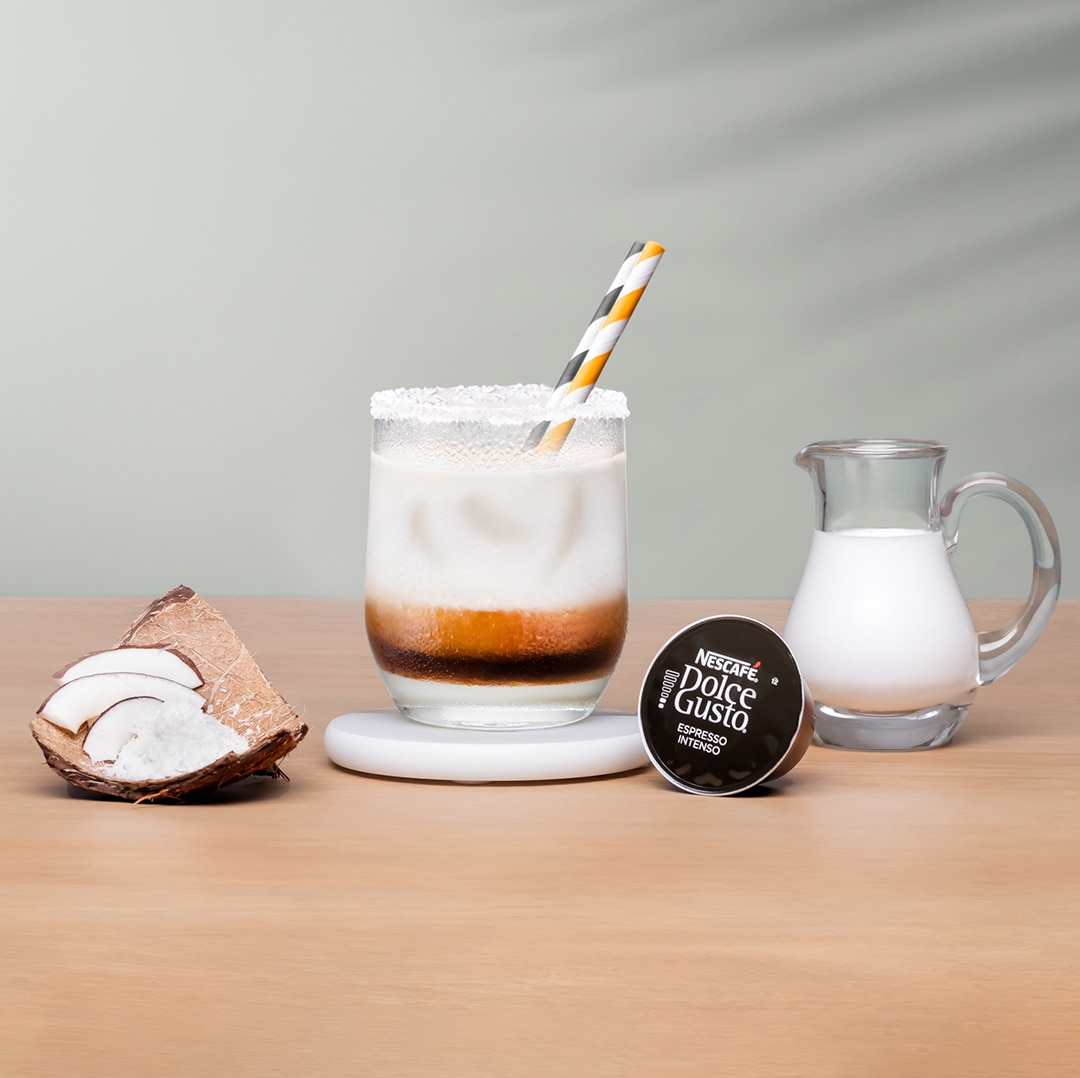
left=783, top=440, right=1060, bottom=751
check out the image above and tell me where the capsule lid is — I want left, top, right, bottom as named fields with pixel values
left=638, top=616, right=809, bottom=796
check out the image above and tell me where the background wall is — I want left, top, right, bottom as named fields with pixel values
left=1, top=0, right=1076, bottom=599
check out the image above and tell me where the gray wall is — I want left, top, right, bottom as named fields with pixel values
left=2, top=1, right=1076, bottom=600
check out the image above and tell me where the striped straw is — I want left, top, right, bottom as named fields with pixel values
left=534, top=240, right=664, bottom=454
left=523, top=242, right=645, bottom=450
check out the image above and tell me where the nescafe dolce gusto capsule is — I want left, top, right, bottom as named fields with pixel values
left=638, top=616, right=814, bottom=795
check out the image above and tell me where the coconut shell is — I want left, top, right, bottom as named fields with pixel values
left=30, top=585, right=308, bottom=802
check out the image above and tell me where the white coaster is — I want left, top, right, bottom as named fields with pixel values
left=324, top=708, right=647, bottom=783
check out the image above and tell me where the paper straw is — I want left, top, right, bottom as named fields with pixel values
left=523, top=242, right=645, bottom=450
left=535, top=240, right=664, bottom=454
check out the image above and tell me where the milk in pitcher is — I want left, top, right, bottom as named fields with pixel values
left=783, top=528, right=979, bottom=713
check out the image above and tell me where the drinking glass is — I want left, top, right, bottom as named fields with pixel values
left=364, top=384, right=629, bottom=730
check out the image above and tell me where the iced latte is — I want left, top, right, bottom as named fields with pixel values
left=365, top=384, right=628, bottom=729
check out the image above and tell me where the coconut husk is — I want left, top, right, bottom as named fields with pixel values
left=30, top=585, right=308, bottom=802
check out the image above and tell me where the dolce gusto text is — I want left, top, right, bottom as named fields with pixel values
left=668, top=650, right=759, bottom=732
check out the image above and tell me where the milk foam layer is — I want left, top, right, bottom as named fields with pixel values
left=784, top=528, right=979, bottom=713
left=366, top=450, right=627, bottom=609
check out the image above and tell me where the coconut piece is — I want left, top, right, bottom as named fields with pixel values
left=82, top=697, right=163, bottom=764
left=54, top=646, right=203, bottom=688
left=30, top=585, right=308, bottom=802
left=37, top=673, right=205, bottom=734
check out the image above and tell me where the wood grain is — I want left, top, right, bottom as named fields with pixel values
left=2, top=598, right=1077, bottom=1077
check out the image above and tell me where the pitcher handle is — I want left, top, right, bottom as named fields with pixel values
left=940, top=472, right=1061, bottom=686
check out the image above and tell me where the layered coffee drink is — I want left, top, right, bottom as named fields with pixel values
left=365, top=384, right=628, bottom=729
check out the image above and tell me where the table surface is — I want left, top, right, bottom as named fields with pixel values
left=2, top=596, right=1077, bottom=1077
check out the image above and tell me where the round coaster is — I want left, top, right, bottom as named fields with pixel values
left=324, top=708, right=647, bottom=783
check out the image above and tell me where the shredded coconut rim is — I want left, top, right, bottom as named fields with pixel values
left=370, top=384, right=629, bottom=424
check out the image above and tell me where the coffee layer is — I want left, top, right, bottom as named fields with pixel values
left=366, top=598, right=628, bottom=685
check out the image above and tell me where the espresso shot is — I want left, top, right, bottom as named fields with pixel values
left=366, top=597, right=628, bottom=684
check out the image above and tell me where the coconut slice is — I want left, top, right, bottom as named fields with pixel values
left=37, top=672, right=205, bottom=734
left=30, top=585, right=308, bottom=802
left=54, top=646, right=203, bottom=688
left=82, top=697, right=164, bottom=764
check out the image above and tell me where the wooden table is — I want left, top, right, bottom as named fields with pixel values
left=2, top=598, right=1077, bottom=1076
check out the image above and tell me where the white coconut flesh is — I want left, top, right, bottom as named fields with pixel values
left=82, top=697, right=164, bottom=763
left=37, top=672, right=207, bottom=734
left=53, top=646, right=203, bottom=688
left=104, top=698, right=249, bottom=781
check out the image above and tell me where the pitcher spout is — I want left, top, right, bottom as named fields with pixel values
left=794, top=445, right=815, bottom=472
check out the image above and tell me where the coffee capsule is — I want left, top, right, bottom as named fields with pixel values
left=638, top=616, right=814, bottom=796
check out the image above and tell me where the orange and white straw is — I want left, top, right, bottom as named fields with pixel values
left=524, top=241, right=645, bottom=450
left=534, top=240, right=664, bottom=454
